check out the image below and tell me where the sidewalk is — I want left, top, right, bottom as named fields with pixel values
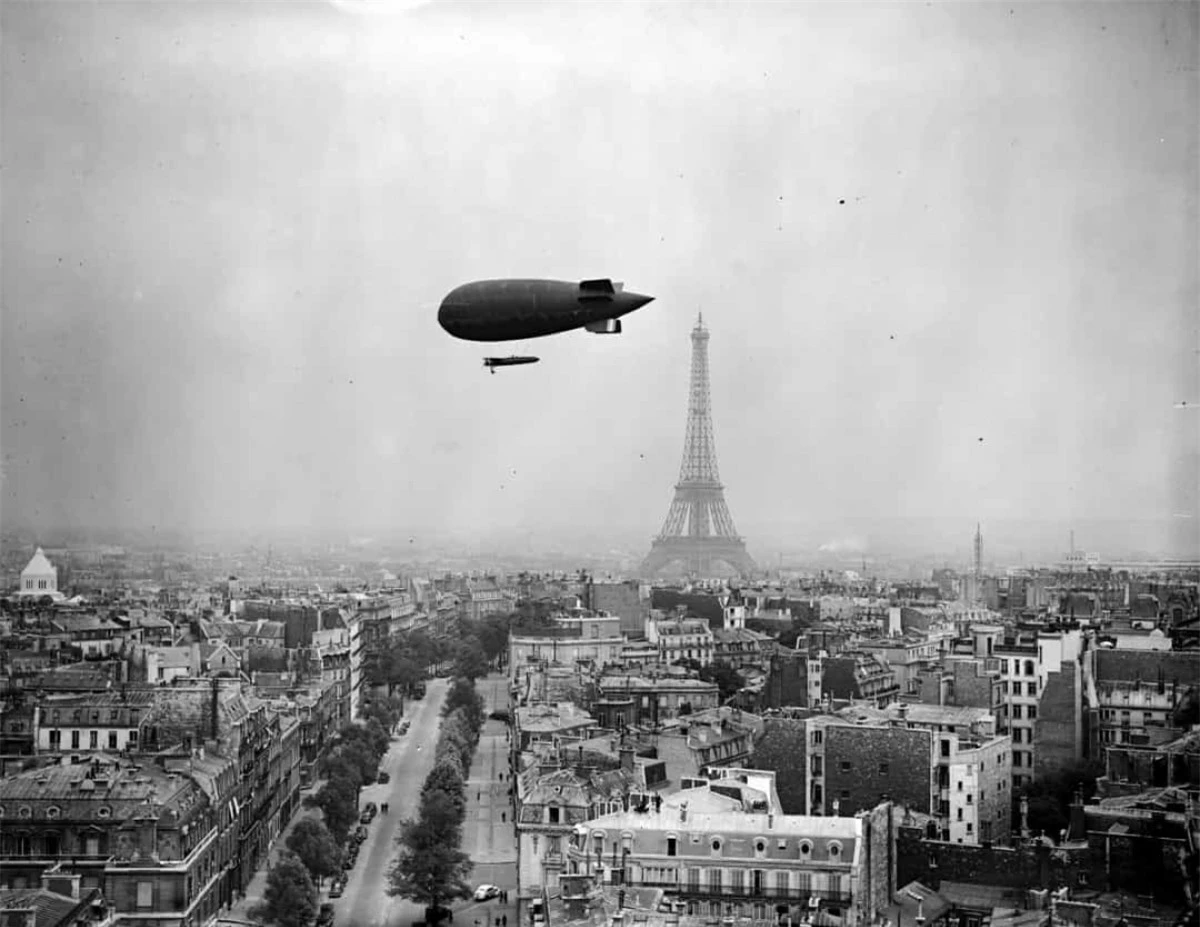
left=222, top=782, right=326, bottom=924
left=458, top=674, right=518, bottom=927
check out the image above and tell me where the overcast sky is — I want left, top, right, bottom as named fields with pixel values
left=2, top=0, right=1197, bottom=556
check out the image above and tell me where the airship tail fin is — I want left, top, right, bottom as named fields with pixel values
left=579, top=278, right=615, bottom=296
left=614, top=281, right=624, bottom=291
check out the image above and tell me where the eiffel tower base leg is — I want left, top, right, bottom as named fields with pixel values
left=640, top=539, right=756, bottom=579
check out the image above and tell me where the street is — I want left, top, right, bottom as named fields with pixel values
left=337, top=673, right=518, bottom=927
left=337, top=676, right=451, bottom=927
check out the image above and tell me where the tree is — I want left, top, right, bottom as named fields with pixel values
left=364, top=717, right=391, bottom=757
left=286, top=818, right=343, bottom=887
left=478, top=615, right=510, bottom=665
left=387, top=793, right=474, bottom=912
left=250, top=852, right=318, bottom=927
left=1015, top=759, right=1103, bottom=839
left=321, top=754, right=364, bottom=794
left=342, top=738, right=381, bottom=785
left=304, top=778, right=358, bottom=844
left=453, top=640, right=489, bottom=681
left=386, top=652, right=421, bottom=696
left=443, top=678, right=484, bottom=731
left=699, top=662, right=745, bottom=702
left=421, top=761, right=466, bottom=817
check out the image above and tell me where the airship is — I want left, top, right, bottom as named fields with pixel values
left=438, top=278, right=654, bottom=342
left=483, top=355, right=540, bottom=374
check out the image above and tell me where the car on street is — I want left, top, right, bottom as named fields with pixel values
left=317, top=903, right=335, bottom=926
left=360, top=802, right=377, bottom=824
left=328, top=881, right=345, bottom=899
left=473, top=885, right=501, bottom=902
left=378, top=771, right=390, bottom=784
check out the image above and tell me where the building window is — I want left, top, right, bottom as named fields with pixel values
left=71, top=731, right=80, bottom=750
left=109, top=731, right=118, bottom=750
left=940, top=740, right=950, bottom=758
left=798, top=840, right=812, bottom=858
left=1028, top=705, right=1037, bottom=719
left=840, top=761, right=850, bottom=772
left=548, top=806, right=560, bottom=824
left=710, top=838, right=722, bottom=855
left=812, top=729, right=823, bottom=745
left=828, top=841, right=842, bottom=860
left=49, top=730, right=61, bottom=748
left=137, top=882, right=153, bottom=908
left=878, top=762, right=889, bottom=775
left=666, top=836, right=677, bottom=857
left=89, top=731, right=98, bottom=749
left=754, top=839, right=766, bottom=857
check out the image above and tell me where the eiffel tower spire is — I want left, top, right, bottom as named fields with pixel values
left=641, top=314, right=755, bottom=578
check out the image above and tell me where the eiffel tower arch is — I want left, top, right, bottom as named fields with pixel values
left=641, top=314, right=756, bottom=579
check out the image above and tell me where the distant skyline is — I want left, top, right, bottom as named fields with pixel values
left=2, top=1, right=1197, bottom=556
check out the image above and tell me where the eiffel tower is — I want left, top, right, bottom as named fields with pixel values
left=641, top=314, right=756, bottom=578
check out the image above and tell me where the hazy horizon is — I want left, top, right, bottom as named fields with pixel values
left=3, top=0, right=1197, bottom=557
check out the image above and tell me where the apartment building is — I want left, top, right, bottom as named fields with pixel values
left=563, top=788, right=895, bottom=927
left=646, top=616, right=714, bottom=667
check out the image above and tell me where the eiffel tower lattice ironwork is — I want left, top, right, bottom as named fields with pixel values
left=641, top=314, right=756, bottom=578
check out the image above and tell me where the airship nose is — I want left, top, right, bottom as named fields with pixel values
left=623, top=292, right=655, bottom=312
left=437, top=300, right=459, bottom=335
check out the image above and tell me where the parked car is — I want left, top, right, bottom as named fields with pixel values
left=378, top=771, right=390, bottom=784
left=317, top=903, right=336, bottom=927
left=329, top=881, right=345, bottom=899
left=355, top=825, right=369, bottom=841
left=360, top=802, right=377, bottom=824
left=473, top=885, right=501, bottom=902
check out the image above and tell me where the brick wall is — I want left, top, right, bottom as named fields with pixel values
left=764, top=652, right=811, bottom=710
left=750, top=719, right=809, bottom=814
left=826, top=726, right=933, bottom=815
left=144, top=679, right=243, bottom=752
left=949, top=661, right=995, bottom=710
left=1035, top=660, right=1082, bottom=781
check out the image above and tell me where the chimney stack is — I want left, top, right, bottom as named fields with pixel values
left=680, top=801, right=688, bottom=823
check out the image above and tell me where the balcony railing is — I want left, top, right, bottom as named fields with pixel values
left=620, top=879, right=851, bottom=905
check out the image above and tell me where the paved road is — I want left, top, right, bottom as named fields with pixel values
left=338, top=677, right=450, bottom=927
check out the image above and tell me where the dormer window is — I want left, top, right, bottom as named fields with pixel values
left=798, top=840, right=812, bottom=859
left=754, top=839, right=767, bottom=857
left=828, top=840, right=843, bottom=860
left=548, top=806, right=560, bottom=824
left=710, top=837, right=723, bottom=856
